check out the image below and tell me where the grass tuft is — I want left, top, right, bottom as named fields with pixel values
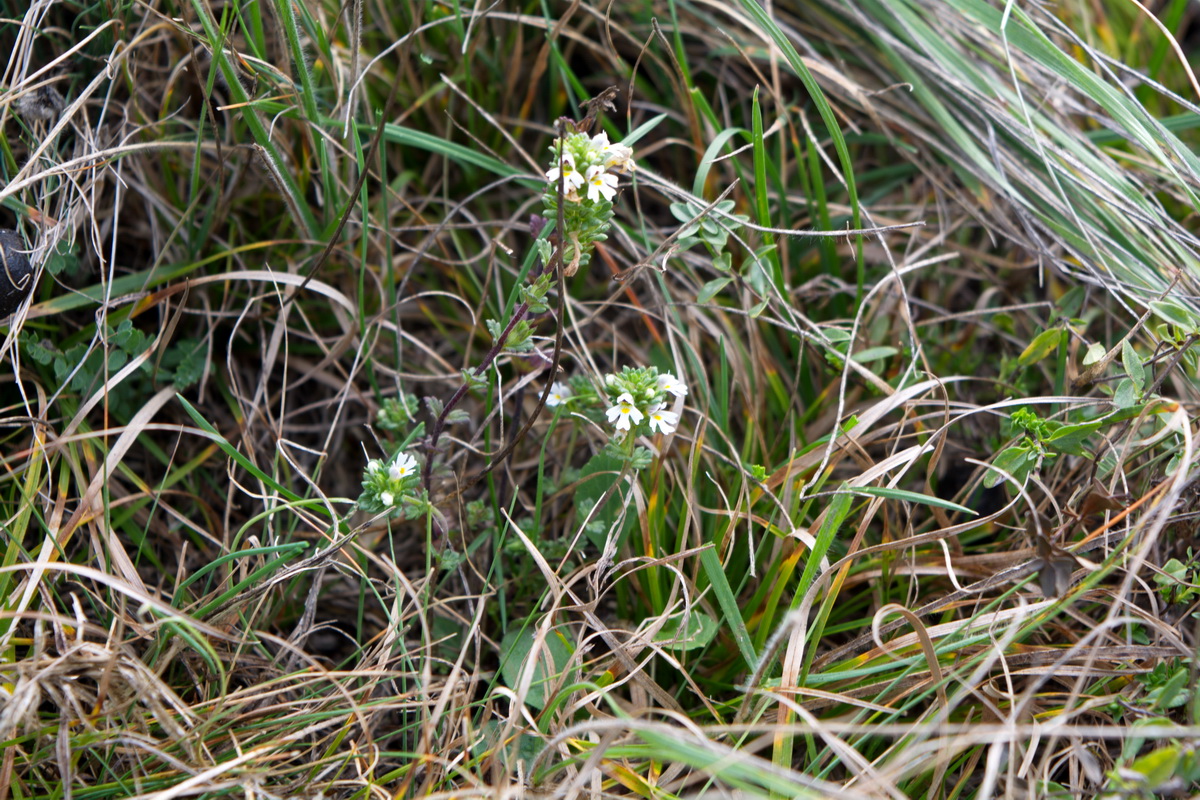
left=0, top=0, right=1198, bottom=797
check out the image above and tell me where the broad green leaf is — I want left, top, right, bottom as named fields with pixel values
left=1044, top=421, right=1103, bottom=457
left=1017, top=327, right=1062, bottom=367
left=851, top=346, right=899, bottom=364
left=1113, top=378, right=1139, bottom=409
left=654, top=610, right=718, bottom=651
left=499, top=627, right=576, bottom=710
left=573, top=452, right=631, bottom=550
left=1129, top=746, right=1181, bottom=790
left=1122, top=339, right=1145, bottom=392
left=1082, top=341, right=1105, bottom=366
left=984, top=443, right=1034, bottom=488
left=1150, top=300, right=1198, bottom=332
left=697, top=277, right=733, bottom=303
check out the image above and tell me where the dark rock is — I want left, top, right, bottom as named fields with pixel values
left=0, top=230, right=35, bottom=317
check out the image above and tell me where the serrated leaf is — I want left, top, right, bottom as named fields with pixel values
left=1017, top=328, right=1062, bottom=367
left=1122, top=339, right=1145, bottom=392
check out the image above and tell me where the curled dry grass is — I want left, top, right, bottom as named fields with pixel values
left=0, top=0, right=1198, bottom=798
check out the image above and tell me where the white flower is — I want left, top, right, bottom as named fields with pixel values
left=547, top=381, right=571, bottom=407
left=388, top=452, right=418, bottom=481
left=605, top=392, right=643, bottom=431
left=646, top=403, right=678, bottom=435
left=584, top=165, right=618, bottom=203
left=600, top=137, right=634, bottom=172
left=656, top=372, right=688, bottom=398
left=367, top=459, right=383, bottom=474
left=546, top=151, right=584, bottom=194
left=380, top=491, right=395, bottom=507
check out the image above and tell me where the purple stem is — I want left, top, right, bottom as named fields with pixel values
left=422, top=296, right=534, bottom=491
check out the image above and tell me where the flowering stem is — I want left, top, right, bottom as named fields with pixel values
left=421, top=295, right=534, bottom=491
left=422, top=123, right=571, bottom=495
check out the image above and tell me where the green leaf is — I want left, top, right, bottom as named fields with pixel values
left=1044, top=421, right=1103, bottom=457
left=984, top=444, right=1034, bottom=489
left=697, top=277, right=733, bottom=303
left=1017, top=327, right=1062, bottom=367
left=1150, top=299, right=1198, bottom=332
left=176, top=394, right=312, bottom=510
left=574, top=452, right=631, bottom=550
left=1147, top=665, right=1190, bottom=710
left=848, top=486, right=976, bottom=516
left=43, top=240, right=80, bottom=277
left=1082, top=341, right=1105, bottom=366
left=1055, top=285, right=1086, bottom=320
left=1122, top=339, right=1145, bottom=392
left=851, top=346, right=899, bottom=364
left=654, top=610, right=718, bottom=651
left=699, top=547, right=757, bottom=669
left=499, top=627, right=576, bottom=710
left=1113, top=378, right=1139, bottom=409
left=1128, top=746, right=1181, bottom=790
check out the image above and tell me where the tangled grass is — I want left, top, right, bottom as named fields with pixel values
left=0, top=0, right=1198, bottom=797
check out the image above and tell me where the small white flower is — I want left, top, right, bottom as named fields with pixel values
left=584, top=165, right=618, bottom=203
left=388, top=452, right=418, bottom=481
left=656, top=372, right=688, bottom=398
left=380, top=491, right=395, bottom=507
left=600, top=137, right=634, bottom=172
left=605, top=392, right=643, bottom=431
left=646, top=403, right=678, bottom=435
left=367, top=459, right=383, bottom=474
left=546, top=151, right=584, bottom=193
left=547, top=381, right=571, bottom=407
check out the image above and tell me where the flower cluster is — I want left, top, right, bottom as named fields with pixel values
left=542, top=367, right=687, bottom=440
left=602, top=366, right=687, bottom=437
left=544, top=131, right=634, bottom=204
left=358, top=451, right=428, bottom=519
left=540, top=131, right=634, bottom=274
